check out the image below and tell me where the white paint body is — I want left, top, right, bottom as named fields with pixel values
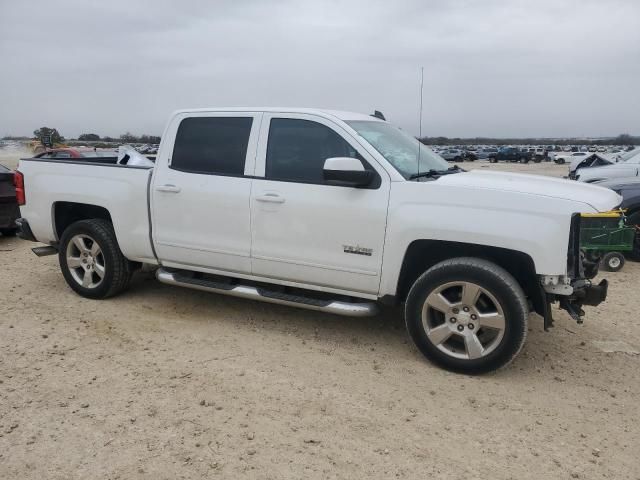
left=576, top=152, right=640, bottom=183
left=18, top=108, right=622, bottom=301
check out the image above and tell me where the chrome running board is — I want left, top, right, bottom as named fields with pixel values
left=156, top=268, right=378, bottom=317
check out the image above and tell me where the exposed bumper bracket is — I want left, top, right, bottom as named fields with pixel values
left=15, top=218, right=37, bottom=242
left=559, top=279, right=608, bottom=324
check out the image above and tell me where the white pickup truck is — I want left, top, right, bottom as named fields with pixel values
left=15, top=108, right=621, bottom=373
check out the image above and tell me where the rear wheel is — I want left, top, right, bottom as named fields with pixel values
left=59, top=219, right=133, bottom=299
left=519, top=156, right=528, bottom=163
left=489, top=157, right=497, bottom=163
left=601, top=251, right=625, bottom=272
left=0, top=228, right=17, bottom=237
left=405, top=257, right=528, bottom=374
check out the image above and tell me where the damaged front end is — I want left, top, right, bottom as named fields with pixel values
left=540, top=213, right=610, bottom=329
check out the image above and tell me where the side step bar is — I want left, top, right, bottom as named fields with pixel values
left=156, top=268, right=379, bottom=317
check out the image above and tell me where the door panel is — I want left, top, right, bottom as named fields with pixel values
left=152, top=112, right=261, bottom=274
left=250, top=114, right=389, bottom=294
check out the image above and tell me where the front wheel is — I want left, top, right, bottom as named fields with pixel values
left=405, top=257, right=528, bottom=374
left=59, top=219, right=133, bottom=299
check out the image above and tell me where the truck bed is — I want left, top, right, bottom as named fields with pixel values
left=18, top=157, right=157, bottom=263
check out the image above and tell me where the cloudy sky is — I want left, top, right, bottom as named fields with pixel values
left=1, top=0, right=639, bottom=139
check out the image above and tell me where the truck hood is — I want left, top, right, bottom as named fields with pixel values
left=435, top=170, right=621, bottom=212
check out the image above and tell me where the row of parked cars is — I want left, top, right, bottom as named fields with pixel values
left=432, top=145, right=633, bottom=164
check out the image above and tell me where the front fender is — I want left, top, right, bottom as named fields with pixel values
left=379, top=182, right=594, bottom=297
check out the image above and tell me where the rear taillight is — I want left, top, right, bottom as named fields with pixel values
left=14, top=171, right=25, bottom=206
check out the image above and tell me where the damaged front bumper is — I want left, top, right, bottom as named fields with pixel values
left=558, top=278, right=608, bottom=324
left=539, top=212, right=611, bottom=329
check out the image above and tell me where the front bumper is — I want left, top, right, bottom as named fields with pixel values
left=542, top=213, right=611, bottom=329
left=559, top=279, right=608, bottom=324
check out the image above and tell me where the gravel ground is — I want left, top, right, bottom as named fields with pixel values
left=1, top=157, right=639, bottom=479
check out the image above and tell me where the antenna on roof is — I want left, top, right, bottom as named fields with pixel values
left=418, top=66, right=424, bottom=175
left=371, top=110, right=386, bottom=121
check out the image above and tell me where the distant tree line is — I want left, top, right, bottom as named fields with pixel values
left=1, top=127, right=162, bottom=146
left=1, top=135, right=31, bottom=140
left=6, top=127, right=638, bottom=148
left=420, top=133, right=640, bottom=146
left=78, top=132, right=161, bottom=144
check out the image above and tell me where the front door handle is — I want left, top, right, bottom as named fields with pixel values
left=255, top=193, right=285, bottom=204
left=155, top=184, right=181, bottom=193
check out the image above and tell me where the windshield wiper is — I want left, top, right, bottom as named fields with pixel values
left=409, top=165, right=463, bottom=180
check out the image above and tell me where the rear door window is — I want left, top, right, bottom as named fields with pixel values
left=171, top=117, right=253, bottom=176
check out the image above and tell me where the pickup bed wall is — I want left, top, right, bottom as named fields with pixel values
left=18, top=159, right=157, bottom=263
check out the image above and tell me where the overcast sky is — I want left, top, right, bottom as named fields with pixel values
left=1, top=0, right=639, bottom=139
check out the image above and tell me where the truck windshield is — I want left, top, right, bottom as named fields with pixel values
left=347, top=121, right=450, bottom=179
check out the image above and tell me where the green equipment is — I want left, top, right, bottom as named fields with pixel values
left=580, top=211, right=636, bottom=272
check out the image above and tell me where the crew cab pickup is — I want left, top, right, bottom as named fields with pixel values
left=15, top=108, right=621, bottom=373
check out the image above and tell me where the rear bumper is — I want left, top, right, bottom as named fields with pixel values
left=16, top=218, right=37, bottom=242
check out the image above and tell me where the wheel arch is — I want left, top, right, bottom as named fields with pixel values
left=53, top=201, right=113, bottom=241
left=393, top=240, right=545, bottom=317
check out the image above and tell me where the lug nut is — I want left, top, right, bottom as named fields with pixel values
left=470, top=314, right=477, bottom=320
left=449, top=317, right=457, bottom=323
left=468, top=323, right=475, bottom=330
left=463, top=306, right=470, bottom=312
left=452, top=307, right=459, bottom=314
left=457, top=324, right=464, bottom=332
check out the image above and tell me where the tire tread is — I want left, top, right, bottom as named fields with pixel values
left=59, top=219, right=132, bottom=299
left=405, top=257, right=528, bottom=374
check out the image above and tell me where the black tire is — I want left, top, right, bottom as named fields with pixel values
left=489, top=157, right=497, bottom=163
left=534, top=157, right=542, bottom=163
left=405, top=257, right=528, bottom=374
left=600, top=251, right=625, bottom=272
left=519, top=156, right=528, bottom=164
left=627, top=212, right=640, bottom=261
left=59, top=219, right=133, bottom=299
left=0, top=228, right=17, bottom=237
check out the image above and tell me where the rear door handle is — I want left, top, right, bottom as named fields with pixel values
left=155, top=184, right=181, bottom=193
left=255, top=193, right=285, bottom=204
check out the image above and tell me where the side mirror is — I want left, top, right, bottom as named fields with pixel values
left=323, top=157, right=373, bottom=188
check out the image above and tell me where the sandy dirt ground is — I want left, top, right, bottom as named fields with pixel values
left=1, top=156, right=639, bottom=479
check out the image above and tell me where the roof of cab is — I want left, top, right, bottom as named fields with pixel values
left=171, top=107, right=384, bottom=123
